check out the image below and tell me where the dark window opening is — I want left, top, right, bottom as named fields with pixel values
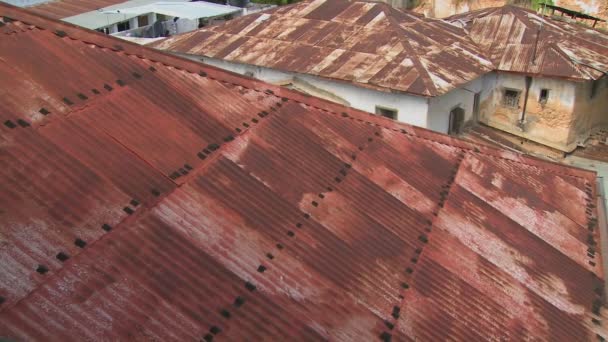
left=539, top=88, right=549, bottom=104
left=502, top=89, right=521, bottom=108
left=116, top=21, right=130, bottom=32
left=591, top=80, right=599, bottom=99
left=375, top=106, right=397, bottom=120
left=96, top=27, right=110, bottom=34
left=448, top=106, right=465, bottom=135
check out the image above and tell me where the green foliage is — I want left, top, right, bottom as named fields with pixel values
left=532, top=0, right=554, bottom=11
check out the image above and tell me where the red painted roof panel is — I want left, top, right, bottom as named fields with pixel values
left=0, top=3, right=605, bottom=341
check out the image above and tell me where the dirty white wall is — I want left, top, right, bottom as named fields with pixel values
left=478, top=72, right=583, bottom=152
left=571, top=76, right=608, bottom=145
left=185, top=55, right=431, bottom=129
left=427, top=77, right=483, bottom=134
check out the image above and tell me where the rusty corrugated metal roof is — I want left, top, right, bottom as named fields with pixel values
left=0, top=3, right=606, bottom=340
left=448, top=5, right=608, bottom=80
left=151, top=0, right=494, bottom=97
left=27, top=0, right=128, bottom=19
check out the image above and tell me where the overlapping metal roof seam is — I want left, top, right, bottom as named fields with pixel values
left=0, top=183, right=159, bottom=313
left=378, top=146, right=467, bottom=340
left=1, top=11, right=593, bottom=185
left=7, top=17, right=592, bottom=184
left=584, top=182, right=602, bottom=273
left=0, top=44, right=288, bottom=319
left=193, top=116, right=389, bottom=341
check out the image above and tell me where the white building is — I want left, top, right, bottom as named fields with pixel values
left=69, top=1, right=244, bottom=38
left=152, top=0, right=494, bottom=135
left=13, top=0, right=248, bottom=39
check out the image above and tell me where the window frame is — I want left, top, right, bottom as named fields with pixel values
left=502, top=88, right=521, bottom=108
left=116, top=20, right=131, bottom=32
left=375, top=105, right=398, bottom=120
left=539, top=88, right=549, bottom=104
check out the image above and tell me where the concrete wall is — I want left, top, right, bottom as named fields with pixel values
left=570, top=76, right=608, bottom=145
left=427, top=78, right=483, bottom=134
left=188, top=55, right=432, bottom=129
left=478, top=72, right=606, bottom=152
left=426, top=0, right=508, bottom=18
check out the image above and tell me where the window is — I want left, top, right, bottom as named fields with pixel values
left=375, top=106, right=397, bottom=120
left=449, top=107, right=465, bottom=135
left=502, top=89, right=521, bottom=108
left=116, top=20, right=131, bottom=32
left=96, top=27, right=109, bottom=34
left=539, top=88, right=549, bottom=104
left=137, top=15, right=149, bottom=27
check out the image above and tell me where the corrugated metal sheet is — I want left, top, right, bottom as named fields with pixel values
left=27, top=0, right=127, bottom=20
left=448, top=6, right=608, bottom=80
left=0, top=4, right=606, bottom=341
left=151, top=0, right=494, bottom=97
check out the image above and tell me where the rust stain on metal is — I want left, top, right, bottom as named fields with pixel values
left=448, top=5, right=608, bottom=80
left=152, top=0, right=494, bottom=97
left=0, top=3, right=605, bottom=341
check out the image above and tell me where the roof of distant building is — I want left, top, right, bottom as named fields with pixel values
left=28, top=0, right=129, bottom=19
left=152, top=0, right=494, bottom=97
left=0, top=3, right=605, bottom=341
left=448, top=5, right=608, bottom=80
left=103, top=1, right=241, bottom=20
left=26, top=0, right=241, bottom=30
left=68, top=0, right=242, bottom=29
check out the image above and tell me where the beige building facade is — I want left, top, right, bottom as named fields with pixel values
left=479, top=73, right=608, bottom=152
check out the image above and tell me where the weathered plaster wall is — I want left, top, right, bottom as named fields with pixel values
left=427, top=77, right=483, bottom=133
left=478, top=72, right=583, bottom=152
left=427, top=0, right=506, bottom=18
left=180, top=54, right=432, bottom=129
left=570, top=76, right=608, bottom=144
left=410, top=0, right=607, bottom=29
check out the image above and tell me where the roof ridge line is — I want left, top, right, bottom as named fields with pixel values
left=392, top=23, right=439, bottom=96
left=0, top=51, right=287, bottom=318
left=295, top=94, right=593, bottom=180
left=548, top=42, right=596, bottom=79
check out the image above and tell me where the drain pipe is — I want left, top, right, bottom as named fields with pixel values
left=518, top=76, right=533, bottom=130
left=596, top=176, right=608, bottom=303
